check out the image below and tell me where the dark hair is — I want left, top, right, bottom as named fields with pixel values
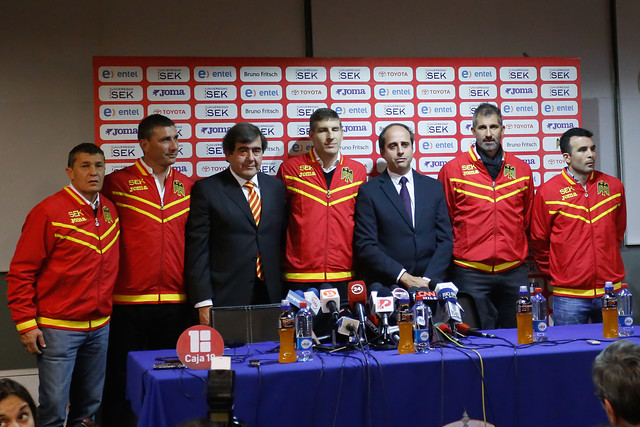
left=378, top=123, right=414, bottom=152
left=0, top=378, right=37, bottom=423
left=222, top=122, right=267, bottom=154
left=138, top=114, right=176, bottom=141
left=472, top=103, right=503, bottom=128
left=592, top=340, right=640, bottom=424
left=559, top=127, right=594, bottom=155
left=309, top=108, right=341, bottom=131
left=67, top=143, right=105, bottom=168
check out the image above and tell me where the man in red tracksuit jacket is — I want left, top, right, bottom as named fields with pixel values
left=7, top=143, right=120, bottom=426
left=438, top=103, right=534, bottom=328
left=277, top=108, right=366, bottom=303
left=101, top=114, right=193, bottom=426
left=531, top=127, right=626, bottom=325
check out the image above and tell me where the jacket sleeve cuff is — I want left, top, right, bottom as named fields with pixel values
left=16, top=319, right=38, bottom=334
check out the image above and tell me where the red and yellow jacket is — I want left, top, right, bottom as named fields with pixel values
left=531, top=169, right=626, bottom=297
left=438, top=146, right=534, bottom=273
left=7, top=187, right=120, bottom=333
left=102, top=159, right=192, bottom=304
left=277, top=149, right=366, bottom=282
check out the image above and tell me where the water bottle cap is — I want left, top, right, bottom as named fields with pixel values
left=519, top=285, right=528, bottom=295
left=299, top=301, right=307, bottom=308
left=622, top=283, right=629, bottom=289
left=416, top=295, right=423, bottom=302
left=535, top=287, right=542, bottom=293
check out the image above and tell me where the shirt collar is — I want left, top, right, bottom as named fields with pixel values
left=388, top=169, right=413, bottom=185
left=140, top=158, right=171, bottom=181
left=313, top=149, right=341, bottom=171
left=229, top=167, right=259, bottom=189
left=565, top=167, right=591, bottom=186
left=69, top=184, right=100, bottom=209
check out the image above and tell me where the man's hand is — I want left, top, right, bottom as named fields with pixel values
left=21, top=328, right=45, bottom=355
left=198, top=306, right=211, bottom=326
left=398, top=272, right=430, bottom=289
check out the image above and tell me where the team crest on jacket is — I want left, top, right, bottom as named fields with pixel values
left=173, top=180, right=185, bottom=197
left=503, top=164, right=516, bottom=180
left=597, top=180, right=610, bottom=196
left=102, top=206, right=114, bottom=223
left=341, top=167, right=353, bottom=183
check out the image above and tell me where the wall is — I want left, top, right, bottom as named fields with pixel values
left=1, top=0, right=639, bottom=370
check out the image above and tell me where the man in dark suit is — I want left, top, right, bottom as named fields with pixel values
left=354, top=123, right=453, bottom=289
left=185, top=123, right=287, bottom=325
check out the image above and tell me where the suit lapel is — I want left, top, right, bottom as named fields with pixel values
left=412, top=170, right=425, bottom=229
left=221, top=169, right=256, bottom=227
left=256, top=173, right=270, bottom=227
left=379, top=171, right=413, bottom=229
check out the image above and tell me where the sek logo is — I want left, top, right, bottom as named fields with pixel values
left=111, top=147, right=136, bottom=157
left=330, top=67, right=371, bottom=82
left=110, top=89, right=134, bottom=99
left=147, top=67, right=190, bottom=82
left=207, top=89, right=227, bottom=98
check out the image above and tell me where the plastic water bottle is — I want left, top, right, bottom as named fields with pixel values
left=295, top=301, right=313, bottom=362
left=397, top=298, right=415, bottom=355
left=516, top=285, right=533, bottom=344
left=617, top=283, right=634, bottom=337
left=278, top=300, right=296, bottom=363
left=602, top=282, right=619, bottom=339
left=413, top=295, right=431, bottom=353
left=532, top=287, right=548, bottom=342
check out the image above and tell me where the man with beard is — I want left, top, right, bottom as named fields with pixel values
left=438, top=103, right=534, bottom=328
left=531, top=128, right=626, bottom=325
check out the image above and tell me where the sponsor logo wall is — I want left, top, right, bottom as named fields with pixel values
left=94, top=57, right=581, bottom=184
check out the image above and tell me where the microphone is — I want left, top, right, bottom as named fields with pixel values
left=407, top=286, right=437, bottom=305
left=390, top=285, right=410, bottom=317
left=369, top=283, right=395, bottom=350
left=336, top=316, right=360, bottom=342
left=456, top=323, right=497, bottom=339
left=285, top=290, right=306, bottom=309
left=304, top=288, right=322, bottom=315
left=390, top=285, right=410, bottom=302
left=347, top=280, right=369, bottom=343
left=435, top=323, right=462, bottom=345
left=319, top=287, right=341, bottom=319
left=435, top=282, right=463, bottom=328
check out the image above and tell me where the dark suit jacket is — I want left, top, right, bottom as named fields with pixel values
left=185, top=168, right=286, bottom=306
left=353, top=169, right=453, bottom=286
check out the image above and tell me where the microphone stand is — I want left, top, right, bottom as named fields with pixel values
left=371, top=313, right=396, bottom=350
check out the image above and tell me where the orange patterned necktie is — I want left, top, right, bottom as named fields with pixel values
left=244, top=181, right=264, bottom=280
